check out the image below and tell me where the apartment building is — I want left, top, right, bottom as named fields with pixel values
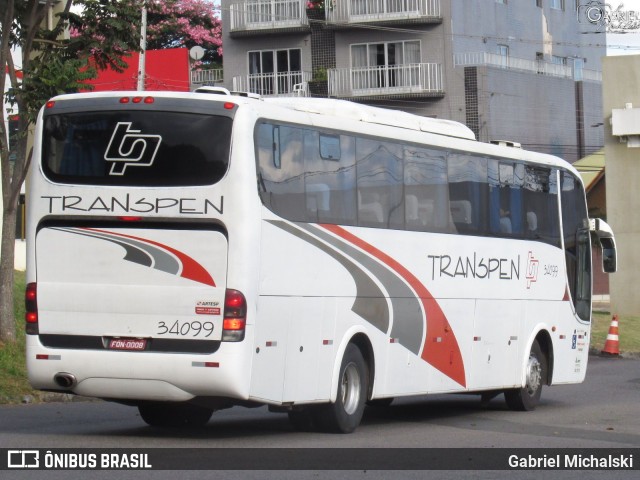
left=220, top=0, right=606, bottom=161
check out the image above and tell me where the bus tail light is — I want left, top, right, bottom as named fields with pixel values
left=25, top=282, right=39, bottom=335
left=222, top=289, right=246, bottom=342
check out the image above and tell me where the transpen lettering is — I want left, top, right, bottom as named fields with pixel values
left=41, top=194, right=224, bottom=215
left=428, top=253, right=521, bottom=281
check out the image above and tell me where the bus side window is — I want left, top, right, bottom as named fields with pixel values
left=304, top=131, right=356, bottom=224
left=273, top=125, right=281, bottom=169
left=319, top=133, right=341, bottom=161
left=256, top=123, right=306, bottom=221
left=448, top=153, right=488, bottom=235
left=256, top=122, right=274, bottom=200
left=356, top=137, right=404, bottom=229
left=561, top=171, right=591, bottom=320
left=404, top=147, right=449, bottom=232
left=523, top=166, right=560, bottom=247
left=489, top=161, right=524, bottom=237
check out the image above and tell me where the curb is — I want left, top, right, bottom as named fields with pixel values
left=13, top=393, right=98, bottom=405
left=589, top=347, right=640, bottom=359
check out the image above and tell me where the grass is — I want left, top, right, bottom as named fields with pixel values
left=0, top=272, right=638, bottom=404
left=0, top=270, right=37, bottom=403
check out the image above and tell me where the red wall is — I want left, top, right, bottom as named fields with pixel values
left=84, top=48, right=190, bottom=92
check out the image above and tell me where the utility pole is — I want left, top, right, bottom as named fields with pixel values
left=137, top=2, right=147, bottom=91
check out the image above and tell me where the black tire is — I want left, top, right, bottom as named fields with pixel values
left=314, top=343, right=369, bottom=433
left=505, top=340, right=546, bottom=411
left=138, top=402, right=214, bottom=427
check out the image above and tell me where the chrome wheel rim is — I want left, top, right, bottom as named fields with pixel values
left=525, top=354, right=542, bottom=396
left=341, top=362, right=361, bottom=415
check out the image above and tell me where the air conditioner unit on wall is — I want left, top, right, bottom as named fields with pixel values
left=611, top=104, right=640, bottom=148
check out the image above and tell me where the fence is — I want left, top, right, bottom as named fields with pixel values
left=329, top=63, right=443, bottom=97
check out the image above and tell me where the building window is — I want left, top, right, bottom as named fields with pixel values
left=350, top=40, right=421, bottom=90
left=551, top=55, right=567, bottom=65
left=536, top=0, right=542, bottom=7
left=550, top=0, right=564, bottom=10
left=572, top=57, right=584, bottom=81
left=248, top=49, right=302, bottom=96
left=497, top=44, right=509, bottom=68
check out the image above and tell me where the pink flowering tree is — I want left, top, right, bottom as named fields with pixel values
left=306, top=0, right=324, bottom=10
left=146, top=0, right=222, bottom=67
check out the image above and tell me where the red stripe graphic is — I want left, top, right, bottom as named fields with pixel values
left=84, top=228, right=216, bottom=287
left=321, top=224, right=466, bottom=388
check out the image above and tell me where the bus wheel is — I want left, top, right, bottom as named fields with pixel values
left=505, top=340, right=546, bottom=411
left=138, top=402, right=214, bottom=427
left=315, top=343, right=369, bottom=433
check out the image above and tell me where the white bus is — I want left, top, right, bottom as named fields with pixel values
left=26, top=90, right=616, bottom=433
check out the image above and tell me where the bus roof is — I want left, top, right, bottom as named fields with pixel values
left=262, top=97, right=477, bottom=141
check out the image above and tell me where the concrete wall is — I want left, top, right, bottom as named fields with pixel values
left=471, top=68, right=602, bottom=163
left=451, top=0, right=604, bottom=69
left=582, top=80, right=606, bottom=156
left=602, top=55, right=640, bottom=316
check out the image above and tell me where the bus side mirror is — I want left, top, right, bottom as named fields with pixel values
left=589, top=218, right=617, bottom=273
left=600, top=237, right=617, bottom=273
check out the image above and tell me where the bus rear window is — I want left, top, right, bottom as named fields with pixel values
left=42, top=112, right=232, bottom=186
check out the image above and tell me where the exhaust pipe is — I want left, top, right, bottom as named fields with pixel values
left=54, top=372, right=77, bottom=389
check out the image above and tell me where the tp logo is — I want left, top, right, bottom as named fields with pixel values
left=7, top=450, right=39, bottom=468
left=526, top=251, right=539, bottom=289
left=104, top=122, right=162, bottom=176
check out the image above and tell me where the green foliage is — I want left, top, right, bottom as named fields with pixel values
left=312, top=68, right=328, bottom=81
left=64, top=0, right=142, bottom=71
left=0, top=271, right=34, bottom=403
left=11, top=56, right=96, bottom=124
left=5, top=1, right=142, bottom=125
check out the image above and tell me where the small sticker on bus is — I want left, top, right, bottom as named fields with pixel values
left=195, top=307, right=221, bottom=315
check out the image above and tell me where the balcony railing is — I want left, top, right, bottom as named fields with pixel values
left=230, top=0, right=309, bottom=34
left=453, top=52, right=602, bottom=82
left=233, top=71, right=312, bottom=96
left=580, top=68, right=603, bottom=83
left=326, top=0, right=441, bottom=25
left=191, top=69, right=224, bottom=86
left=328, top=63, right=443, bottom=98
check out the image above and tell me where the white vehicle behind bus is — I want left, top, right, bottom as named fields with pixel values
left=25, top=91, right=616, bottom=432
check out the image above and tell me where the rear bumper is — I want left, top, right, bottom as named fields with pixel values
left=26, top=335, right=252, bottom=403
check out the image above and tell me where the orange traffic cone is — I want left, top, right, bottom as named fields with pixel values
left=601, top=315, right=620, bottom=356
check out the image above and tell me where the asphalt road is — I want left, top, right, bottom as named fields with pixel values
left=1, top=355, right=638, bottom=479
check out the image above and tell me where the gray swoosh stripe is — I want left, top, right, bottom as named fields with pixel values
left=299, top=224, right=424, bottom=354
left=267, top=220, right=389, bottom=334
left=55, top=228, right=180, bottom=276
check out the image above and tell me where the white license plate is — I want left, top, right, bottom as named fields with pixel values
left=108, top=338, right=147, bottom=351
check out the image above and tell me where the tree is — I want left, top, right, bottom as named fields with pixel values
left=146, top=0, right=222, bottom=67
left=0, top=0, right=142, bottom=344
